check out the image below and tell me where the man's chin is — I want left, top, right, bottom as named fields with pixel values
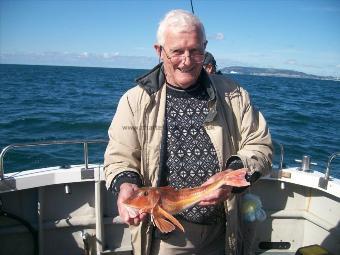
left=175, top=74, right=198, bottom=88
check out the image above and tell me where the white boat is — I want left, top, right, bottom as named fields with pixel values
left=0, top=140, right=339, bottom=255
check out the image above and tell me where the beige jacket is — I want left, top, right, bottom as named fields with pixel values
left=104, top=64, right=273, bottom=255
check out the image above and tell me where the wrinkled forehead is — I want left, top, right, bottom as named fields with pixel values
left=163, top=26, right=206, bottom=48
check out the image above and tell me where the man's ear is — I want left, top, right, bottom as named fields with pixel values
left=154, top=44, right=162, bottom=57
left=203, top=40, right=208, bottom=49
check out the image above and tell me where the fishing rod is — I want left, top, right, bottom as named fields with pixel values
left=190, top=0, right=195, bottom=14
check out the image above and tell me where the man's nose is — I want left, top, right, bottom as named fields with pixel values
left=182, top=51, right=192, bottom=65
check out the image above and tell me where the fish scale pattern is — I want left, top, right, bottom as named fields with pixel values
left=165, top=84, right=225, bottom=224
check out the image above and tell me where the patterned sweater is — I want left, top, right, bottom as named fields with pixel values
left=164, top=83, right=224, bottom=224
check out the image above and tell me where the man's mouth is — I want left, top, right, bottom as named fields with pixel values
left=178, top=66, right=195, bottom=73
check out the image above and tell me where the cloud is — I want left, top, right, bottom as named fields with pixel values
left=285, top=59, right=297, bottom=65
left=102, top=52, right=119, bottom=59
left=336, top=64, right=340, bottom=68
left=215, top=33, right=224, bottom=40
left=0, top=51, right=158, bottom=69
left=79, top=52, right=89, bottom=58
left=208, top=32, right=224, bottom=41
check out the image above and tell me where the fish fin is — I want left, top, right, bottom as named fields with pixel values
left=153, top=215, right=176, bottom=233
left=152, top=206, right=175, bottom=233
left=224, top=168, right=250, bottom=187
left=123, top=204, right=139, bottom=218
left=156, top=206, right=185, bottom=233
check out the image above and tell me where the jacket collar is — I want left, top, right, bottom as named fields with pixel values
left=135, top=63, right=165, bottom=95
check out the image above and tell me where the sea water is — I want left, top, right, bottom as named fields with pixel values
left=0, top=64, right=339, bottom=177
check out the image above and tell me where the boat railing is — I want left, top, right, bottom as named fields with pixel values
left=0, top=139, right=108, bottom=180
left=1, top=139, right=286, bottom=179
left=318, top=152, right=340, bottom=189
left=272, top=141, right=285, bottom=171
left=324, top=152, right=340, bottom=180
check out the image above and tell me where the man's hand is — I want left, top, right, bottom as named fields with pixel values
left=117, top=183, right=147, bottom=226
left=198, top=170, right=233, bottom=206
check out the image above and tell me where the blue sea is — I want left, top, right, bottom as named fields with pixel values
left=1, top=64, right=339, bottom=178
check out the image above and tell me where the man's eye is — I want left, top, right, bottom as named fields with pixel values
left=172, top=50, right=184, bottom=56
left=191, top=49, right=204, bottom=56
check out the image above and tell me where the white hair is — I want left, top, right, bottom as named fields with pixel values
left=156, top=9, right=206, bottom=46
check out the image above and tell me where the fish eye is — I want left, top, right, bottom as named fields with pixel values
left=143, top=191, right=148, bottom=196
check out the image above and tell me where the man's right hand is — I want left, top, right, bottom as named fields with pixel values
left=117, top=183, right=147, bottom=226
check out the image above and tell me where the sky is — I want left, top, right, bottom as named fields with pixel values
left=1, top=0, right=340, bottom=77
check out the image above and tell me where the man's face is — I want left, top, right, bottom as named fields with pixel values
left=157, top=27, right=205, bottom=89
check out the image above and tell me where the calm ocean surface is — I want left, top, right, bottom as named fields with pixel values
left=1, top=64, right=339, bottom=178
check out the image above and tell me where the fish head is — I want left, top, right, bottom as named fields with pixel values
left=123, top=187, right=161, bottom=211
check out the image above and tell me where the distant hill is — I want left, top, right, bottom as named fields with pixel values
left=220, top=66, right=338, bottom=81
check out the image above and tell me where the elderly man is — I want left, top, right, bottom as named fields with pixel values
left=104, top=9, right=273, bottom=255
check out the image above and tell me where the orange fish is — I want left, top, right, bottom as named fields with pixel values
left=123, top=168, right=250, bottom=233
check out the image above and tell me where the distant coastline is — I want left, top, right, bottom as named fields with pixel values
left=221, top=66, right=340, bottom=81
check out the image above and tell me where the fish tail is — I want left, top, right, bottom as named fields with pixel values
left=224, top=168, right=250, bottom=187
